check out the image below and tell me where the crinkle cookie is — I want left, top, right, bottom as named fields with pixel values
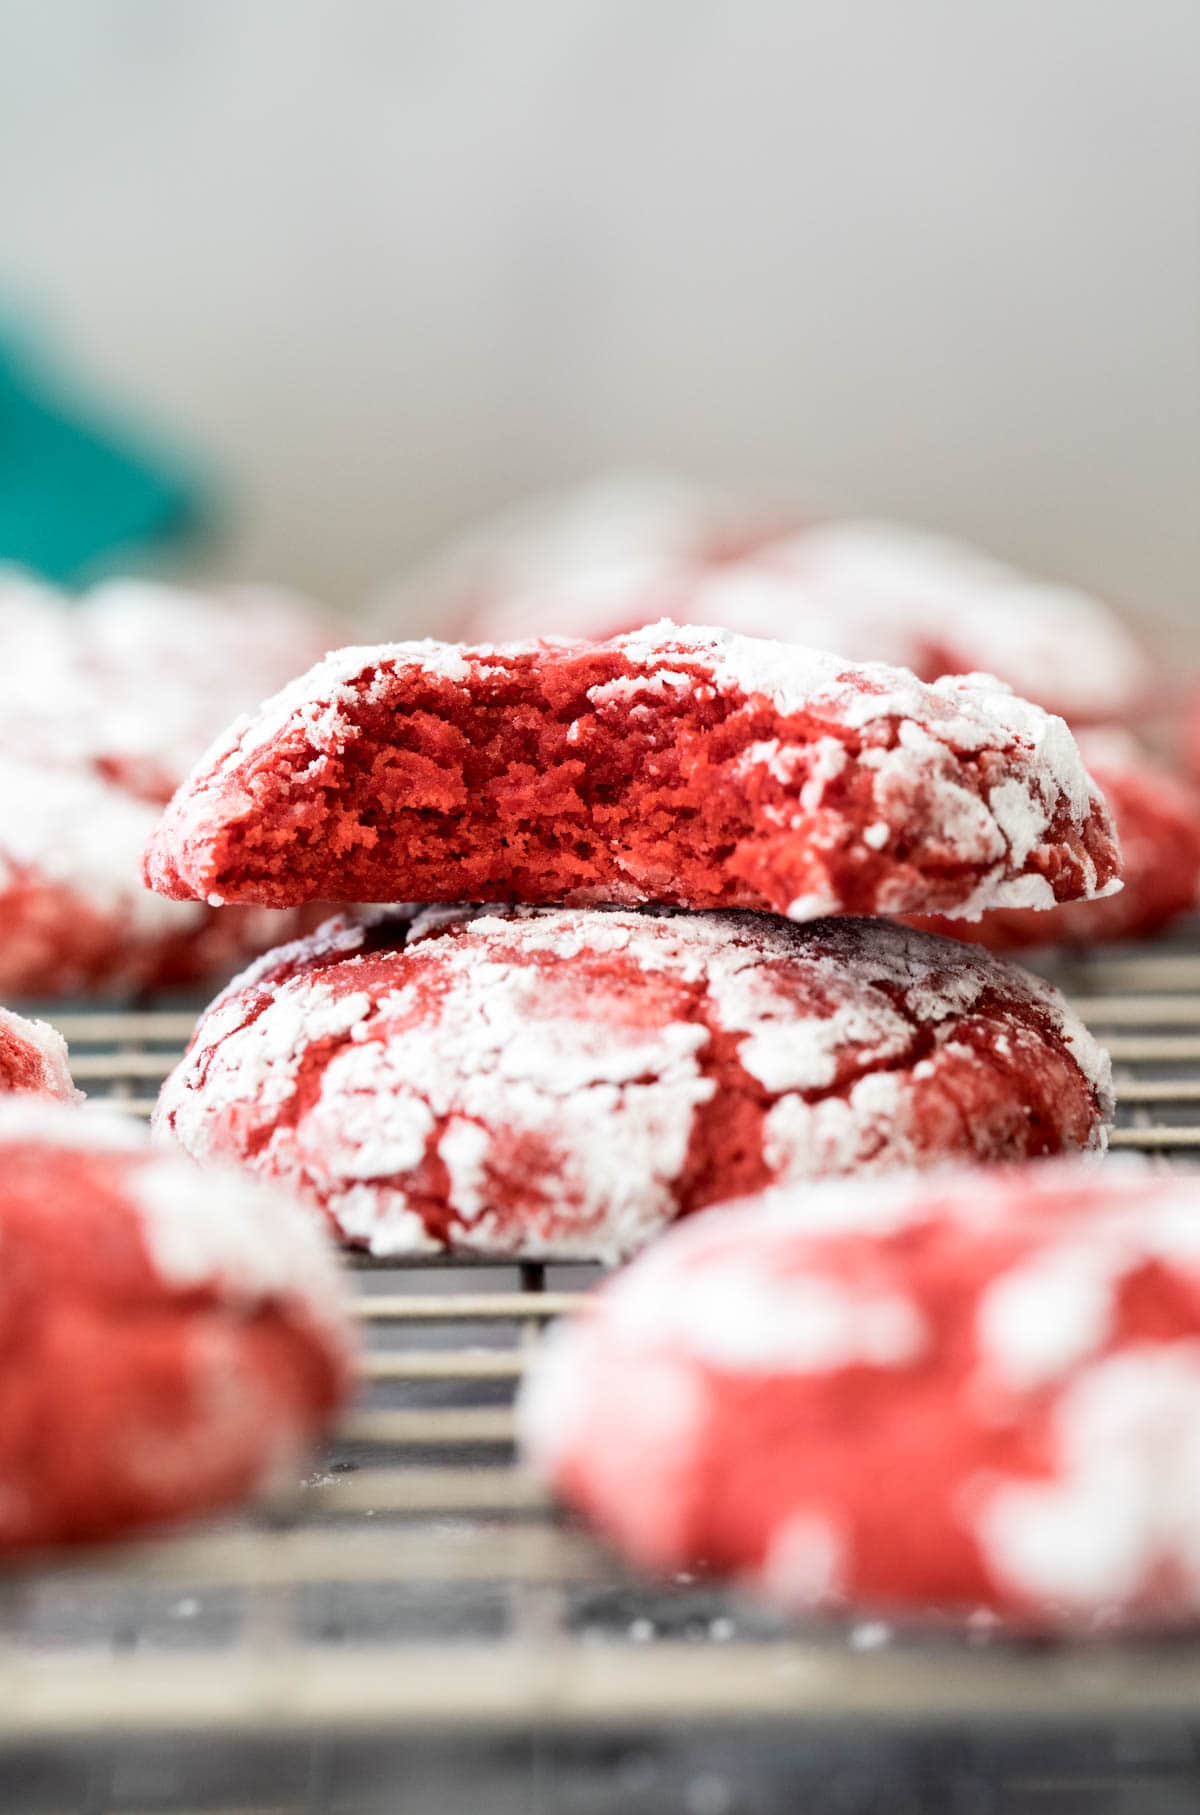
left=154, top=907, right=1112, bottom=1261
left=143, top=623, right=1121, bottom=925
left=521, top=1161, right=1200, bottom=1631
left=0, top=1098, right=351, bottom=1550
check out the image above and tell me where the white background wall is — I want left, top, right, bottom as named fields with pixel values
left=0, top=0, right=1195, bottom=631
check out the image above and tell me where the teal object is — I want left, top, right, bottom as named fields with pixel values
left=0, top=330, right=211, bottom=584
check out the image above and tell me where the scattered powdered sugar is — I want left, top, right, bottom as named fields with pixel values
left=762, top=1072, right=913, bottom=1178
left=988, top=777, right=1053, bottom=870
left=611, top=620, right=1064, bottom=752
left=585, top=668, right=695, bottom=706
left=437, top=1118, right=492, bottom=1221
left=199, top=639, right=476, bottom=777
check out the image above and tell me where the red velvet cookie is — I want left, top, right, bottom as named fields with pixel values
left=907, top=735, right=1200, bottom=950
left=0, top=577, right=338, bottom=997
left=520, top=1162, right=1200, bottom=1631
left=461, top=516, right=1151, bottom=727
left=143, top=624, right=1120, bottom=926
left=0, top=1098, right=351, bottom=1551
left=0, top=1008, right=79, bottom=1102
left=155, top=907, right=1112, bottom=1261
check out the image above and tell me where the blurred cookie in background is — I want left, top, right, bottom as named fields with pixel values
left=0, top=1097, right=352, bottom=1551
left=414, top=474, right=1152, bottom=727
left=379, top=470, right=791, bottom=641
left=520, top=1160, right=1200, bottom=1632
left=0, top=573, right=340, bottom=997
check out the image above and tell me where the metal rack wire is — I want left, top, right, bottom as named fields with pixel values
left=11, top=926, right=1200, bottom=1763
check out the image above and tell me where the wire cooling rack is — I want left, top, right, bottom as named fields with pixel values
left=9, top=928, right=1200, bottom=1806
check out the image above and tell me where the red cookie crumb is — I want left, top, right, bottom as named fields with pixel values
left=905, top=736, right=1200, bottom=950
left=457, top=512, right=1152, bottom=728
left=0, top=1098, right=351, bottom=1551
left=0, top=1008, right=79, bottom=1102
left=154, top=907, right=1112, bottom=1262
left=520, top=1162, right=1200, bottom=1631
left=143, top=623, right=1120, bottom=926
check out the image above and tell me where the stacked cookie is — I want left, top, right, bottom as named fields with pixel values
left=145, top=621, right=1117, bottom=1262
left=140, top=616, right=1200, bottom=1633
left=416, top=480, right=1200, bottom=949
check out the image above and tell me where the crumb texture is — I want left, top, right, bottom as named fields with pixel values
left=519, top=1161, right=1200, bottom=1630
left=144, top=623, right=1120, bottom=925
left=156, top=907, right=1111, bottom=1261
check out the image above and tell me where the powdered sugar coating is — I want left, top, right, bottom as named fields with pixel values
left=519, top=1161, right=1200, bottom=1630
left=0, top=1097, right=352, bottom=1550
left=0, top=1007, right=80, bottom=1102
left=155, top=907, right=1112, bottom=1262
left=907, top=733, right=1200, bottom=950
left=143, top=622, right=1120, bottom=926
left=0, top=1097, right=350, bottom=1335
